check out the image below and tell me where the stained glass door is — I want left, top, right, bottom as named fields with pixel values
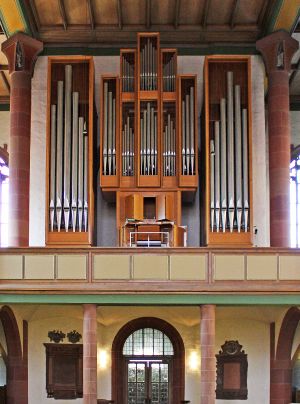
left=127, top=361, right=170, bottom=404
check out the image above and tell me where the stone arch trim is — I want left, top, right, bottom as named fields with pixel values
left=270, top=307, right=300, bottom=404
left=112, top=317, right=185, bottom=404
left=0, top=305, right=27, bottom=404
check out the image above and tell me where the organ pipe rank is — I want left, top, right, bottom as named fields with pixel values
left=49, top=64, right=88, bottom=233
left=102, top=81, right=117, bottom=176
left=210, top=71, right=249, bottom=233
left=140, top=37, right=157, bottom=91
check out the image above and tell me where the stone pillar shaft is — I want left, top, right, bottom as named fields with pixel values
left=200, top=304, right=216, bottom=404
left=83, top=304, right=97, bottom=404
left=256, top=30, right=298, bottom=247
left=1, top=33, right=43, bottom=247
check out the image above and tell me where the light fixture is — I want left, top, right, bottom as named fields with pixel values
left=188, top=350, right=200, bottom=371
left=98, top=349, right=108, bottom=369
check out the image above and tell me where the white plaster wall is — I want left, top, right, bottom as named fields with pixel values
left=216, top=307, right=270, bottom=404
left=29, top=54, right=268, bottom=246
left=30, top=56, right=48, bottom=246
left=0, top=111, right=9, bottom=149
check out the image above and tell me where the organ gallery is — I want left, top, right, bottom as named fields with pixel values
left=46, top=32, right=252, bottom=247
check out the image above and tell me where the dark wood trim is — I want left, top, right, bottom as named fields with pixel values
left=111, top=317, right=185, bottom=404
left=28, top=0, right=41, bottom=31
left=257, top=0, right=270, bottom=28
left=87, top=0, right=95, bottom=30
left=117, top=0, right=123, bottom=30
left=230, top=0, right=240, bottom=29
left=0, top=65, right=8, bottom=70
left=270, top=322, right=275, bottom=361
left=174, top=0, right=181, bottom=29
left=0, top=145, right=8, bottom=165
left=146, top=0, right=151, bottom=29
left=202, top=0, right=211, bottom=28
left=58, top=0, right=68, bottom=30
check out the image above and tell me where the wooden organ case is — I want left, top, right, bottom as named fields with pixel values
left=100, top=33, right=198, bottom=247
left=46, top=57, right=94, bottom=246
left=205, top=56, right=252, bottom=246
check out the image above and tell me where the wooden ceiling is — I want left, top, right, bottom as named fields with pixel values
left=0, top=34, right=10, bottom=103
left=23, top=0, right=275, bottom=47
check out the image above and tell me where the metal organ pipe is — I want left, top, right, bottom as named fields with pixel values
left=49, top=65, right=89, bottom=233
left=210, top=73, right=249, bottom=234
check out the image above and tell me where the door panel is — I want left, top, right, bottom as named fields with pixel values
left=150, top=363, right=169, bottom=404
left=128, top=363, right=146, bottom=404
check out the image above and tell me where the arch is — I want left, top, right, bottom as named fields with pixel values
left=0, top=306, right=27, bottom=404
left=112, top=317, right=185, bottom=404
left=0, top=145, right=8, bottom=167
left=270, top=307, right=300, bottom=404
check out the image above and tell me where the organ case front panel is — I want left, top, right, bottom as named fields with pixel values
left=46, top=56, right=94, bottom=246
left=205, top=56, right=252, bottom=246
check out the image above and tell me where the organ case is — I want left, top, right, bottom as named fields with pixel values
left=46, top=56, right=94, bottom=246
left=205, top=56, right=252, bottom=246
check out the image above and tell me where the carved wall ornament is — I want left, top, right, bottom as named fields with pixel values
left=67, top=330, right=82, bottom=344
left=216, top=340, right=248, bottom=400
left=15, top=42, right=24, bottom=71
left=48, top=330, right=65, bottom=343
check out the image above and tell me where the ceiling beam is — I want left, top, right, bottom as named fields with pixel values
left=202, top=0, right=211, bottom=29
left=87, top=0, right=95, bottom=30
left=257, top=0, right=270, bottom=28
left=0, top=65, right=8, bottom=71
left=28, top=0, right=41, bottom=31
left=117, top=0, right=123, bottom=30
left=230, top=0, right=240, bottom=29
left=58, top=0, right=68, bottom=30
left=0, top=72, right=10, bottom=94
left=146, top=0, right=151, bottom=29
left=174, top=0, right=181, bottom=29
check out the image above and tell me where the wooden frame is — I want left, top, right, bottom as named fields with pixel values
left=100, top=75, right=120, bottom=188
left=216, top=340, right=248, bottom=400
left=45, top=56, right=94, bottom=247
left=178, top=75, right=198, bottom=188
left=111, top=317, right=185, bottom=404
left=44, top=343, right=83, bottom=399
left=204, top=56, right=253, bottom=247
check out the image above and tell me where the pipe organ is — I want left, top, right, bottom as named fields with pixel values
left=46, top=57, right=94, bottom=246
left=205, top=57, right=252, bottom=246
left=100, top=33, right=198, bottom=246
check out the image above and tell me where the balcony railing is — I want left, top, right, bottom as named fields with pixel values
left=0, top=247, right=299, bottom=293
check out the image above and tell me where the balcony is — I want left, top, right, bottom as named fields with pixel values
left=0, top=247, right=300, bottom=296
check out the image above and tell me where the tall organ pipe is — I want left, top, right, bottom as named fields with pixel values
left=103, top=82, right=108, bottom=175
left=56, top=80, right=64, bottom=232
left=78, top=117, right=84, bottom=232
left=242, top=108, right=249, bottom=231
left=64, top=65, right=72, bottom=231
left=220, top=98, right=227, bottom=232
left=50, top=104, right=56, bottom=231
left=84, top=132, right=88, bottom=231
left=234, top=85, right=243, bottom=232
left=71, top=92, right=79, bottom=231
left=190, top=86, right=195, bottom=175
left=210, top=139, right=215, bottom=231
left=214, top=121, right=220, bottom=232
left=227, top=71, right=235, bottom=232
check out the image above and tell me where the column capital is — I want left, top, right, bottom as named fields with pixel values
left=1, top=32, right=43, bottom=77
left=256, top=29, right=298, bottom=76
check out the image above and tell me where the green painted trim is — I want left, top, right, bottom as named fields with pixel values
left=42, top=45, right=258, bottom=57
left=264, top=0, right=285, bottom=35
left=15, top=0, right=32, bottom=35
left=1, top=294, right=300, bottom=305
left=0, top=104, right=10, bottom=111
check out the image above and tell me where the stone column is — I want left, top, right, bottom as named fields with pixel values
left=83, top=304, right=97, bottom=404
left=1, top=33, right=43, bottom=247
left=256, top=30, right=298, bottom=247
left=200, top=304, right=216, bottom=404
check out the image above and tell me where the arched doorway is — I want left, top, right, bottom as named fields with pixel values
left=112, top=317, right=185, bottom=404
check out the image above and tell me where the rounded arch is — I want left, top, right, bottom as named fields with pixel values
left=112, top=317, right=185, bottom=404
left=0, top=305, right=27, bottom=404
left=0, top=145, right=8, bottom=167
left=276, top=306, right=300, bottom=360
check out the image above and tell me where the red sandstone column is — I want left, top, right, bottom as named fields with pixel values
left=83, top=304, right=97, bottom=404
left=1, top=33, right=43, bottom=247
left=256, top=30, right=298, bottom=247
left=200, top=304, right=216, bottom=404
